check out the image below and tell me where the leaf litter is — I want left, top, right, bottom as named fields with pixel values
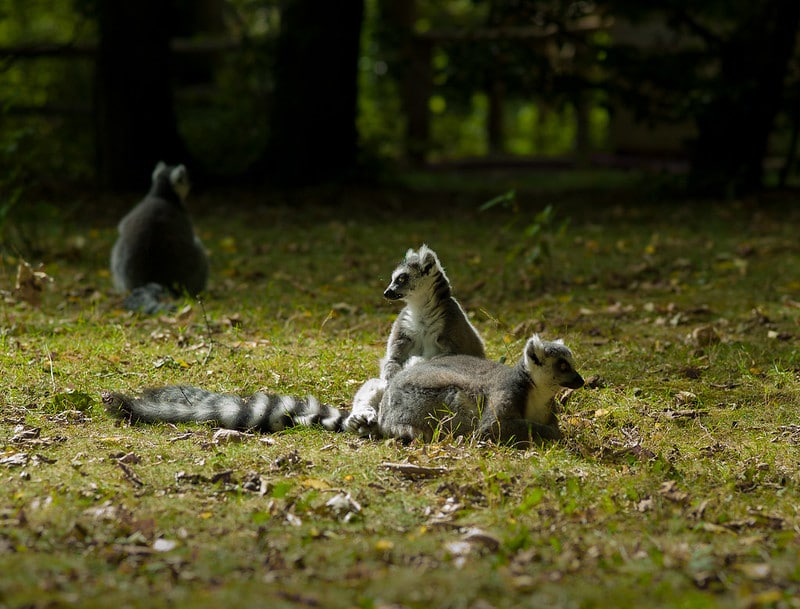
left=3, top=193, right=800, bottom=608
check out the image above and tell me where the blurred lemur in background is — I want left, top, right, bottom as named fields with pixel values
left=110, top=162, right=208, bottom=313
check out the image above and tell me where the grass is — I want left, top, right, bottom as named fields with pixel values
left=1, top=171, right=800, bottom=608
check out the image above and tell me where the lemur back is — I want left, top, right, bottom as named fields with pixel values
left=378, top=334, right=584, bottom=446
left=344, top=244, right=485, bottom=434
left=110, top=162, right=208, bottom=310
left=102, top=334, right=582, bottom=448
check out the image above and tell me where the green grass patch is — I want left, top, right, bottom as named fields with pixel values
left=1, top=175, right=799, bottom=608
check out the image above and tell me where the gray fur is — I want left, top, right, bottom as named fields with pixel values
left=110, top=162, right=209, bottom=304
left=345, top=244, right=485, bottom=434
left=122, top=282, right=174, bottom=315
left=377, top=334, right=584, bottom=446
left=102, top=386, right=345, bottom=432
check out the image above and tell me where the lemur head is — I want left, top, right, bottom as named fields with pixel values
left=151, top=161, right=191, bottom=202
left=524, top=334, right=584, bottom=392
left=383, top=244, right=449, bottom=302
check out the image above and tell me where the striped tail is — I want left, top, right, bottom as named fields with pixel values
left=101, top=385, right=346, bottom=432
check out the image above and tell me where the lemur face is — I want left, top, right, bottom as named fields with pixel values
left=525, top=335, right=584, bottom=390
left=169, top=165, right=191, bottom=200
left=551, top=356, right=585, bottom=389
left=151, top=161, right=191, bottom=201
left=383, top=267, right=415, bottom=301
left=383, top=246, right=441, bottom=301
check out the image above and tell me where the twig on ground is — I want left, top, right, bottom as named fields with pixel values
left=380, top=462, right=448, bottom=478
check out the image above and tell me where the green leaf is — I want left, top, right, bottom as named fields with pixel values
left=479, top=190, right=516, bottom=211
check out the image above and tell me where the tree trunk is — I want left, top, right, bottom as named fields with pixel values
left=262, top=0, right=365, bottom=185
left=688, top=0, right=800, bottom=195
left=173, top=0, right=226, bottom=86
left=95, top=0, right=186, bottom=191
left=381, top=0, right=431, bottom=165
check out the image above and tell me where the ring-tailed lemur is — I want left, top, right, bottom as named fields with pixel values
left=344, top=245, right=485, bottom=434
left=102, top=386, right=344, bottom=431
left=110, top=162, right=209, bottom=313
left=377, top=334, right=584, bottom=445
left=102, top=334, right=582, bottom=447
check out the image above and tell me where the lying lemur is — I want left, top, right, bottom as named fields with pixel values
left=103, top=334, right=583, bottom=446
left=344, top=245, right=485, bottom=434
left=376, top=334, right=583, bottom=444
left=110, top=162, right=208, bottom=313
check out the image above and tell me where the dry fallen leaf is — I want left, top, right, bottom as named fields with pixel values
left=14, top=259, right=53, bottom=307
left=445, top=528, right=501, bottom=569
left=734, top=562, right=772, bottom=580
left=175, top=470, right=235, bottom=486
left=212, top=428, right=251, bottom=444
left=116, top=452, right=140, bottom=464
left=658, top=480, right=689, bottom=504
left=674, top=391, right=699, bottom=406
left=325, top=492, right=362, bottom=522
left=84, top=501, right=123, bottom=521
left=10, top=426, right=41, bottom=443
left=116, top=460, right=144, bottom=487
left=301, top=477, right=332, bottom=490
left=242, top=473, right=268, bottom=494
left=425, top=496, right=463, bottom=523
left=152, top=538, right=178, bottom=553
left=444, top=540, right=472, bottom=568
left=0, top=452, right=29, bottom=467
left=686, top=325, right=721, bottom=347
left=657, top=409, right=706, bottom=421
left=461, top=527, right=501, bottom=552
left=271, top=450, right=306, bottom=471
left=285, top=513, right=302, bottom=527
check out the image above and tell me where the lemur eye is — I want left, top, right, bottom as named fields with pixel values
left=396, top=273, right=408, bottom=284
left=558, top=360, right=571, bottom=373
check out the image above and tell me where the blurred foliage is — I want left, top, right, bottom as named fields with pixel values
left=0, top=0, right=90, bottom=43
left=0, top=0, right=610, bottom=185
left=0, top=0, right=799, bottom=192
left=357, top=9, right=405, bottom=160
left=480, top=192, right=570, bottom=284
left=174, top=0, right=279, bottom=176
left=0, top=0, right=95, bottom=183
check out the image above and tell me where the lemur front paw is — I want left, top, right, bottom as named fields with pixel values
left=343, top=408, right=378, bottom=436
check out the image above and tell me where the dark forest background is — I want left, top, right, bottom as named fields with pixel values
left=3, top=0, right=800, bottom=200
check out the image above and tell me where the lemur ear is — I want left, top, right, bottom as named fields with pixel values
left=526, top=334, right=545, bottom=366
left=419, top=245, right=438, bottom=275
left=171, top=165, right=187, bottom=182
left=152, top=161, right=167, bottom=181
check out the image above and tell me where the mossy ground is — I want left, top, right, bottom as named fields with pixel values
left=1, top=171, right=799, bottom=608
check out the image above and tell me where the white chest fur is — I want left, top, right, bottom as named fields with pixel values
left=404, top=307, right=445, bottom=359
left=524, top=387, right=552, bottom=424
